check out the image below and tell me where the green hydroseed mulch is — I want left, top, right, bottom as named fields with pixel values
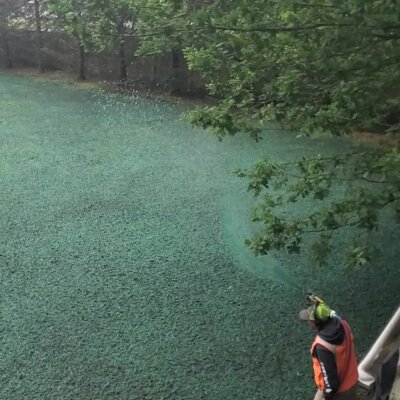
left=0, top=74, right=399, bottom=400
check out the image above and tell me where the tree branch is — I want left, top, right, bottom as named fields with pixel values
left=0, top=0, right=30, bottom=18
left=294, top=2, right=336, bottom=8
left=272, top=163, right=399, bottom=185
left=374, top=34, right=400, bottom=40
left=211, top=23, right=356, bottom=33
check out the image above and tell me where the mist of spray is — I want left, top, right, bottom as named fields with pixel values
left=220, top=193, right=302, bottom=290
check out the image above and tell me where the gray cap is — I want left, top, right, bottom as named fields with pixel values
left=299, top=306, right=314, bottom=321
left=299, top=303, right=334, bottom=322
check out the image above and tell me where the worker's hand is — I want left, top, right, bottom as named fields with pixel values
left=313, top=389, right=324, bottom=400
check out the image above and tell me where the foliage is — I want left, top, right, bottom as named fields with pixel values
left=178, top=0, right=400, bottom=136
left=136, top=0, right=400, bottom=267
left=44, top=0, right=96, bottom=49
left=88, top=0, right=135, bottom=51
left=134, top=0, right=187, bottom=56
left=236, top=149, right=400, bottom=267
left=0, top=0, right=37, bottom=29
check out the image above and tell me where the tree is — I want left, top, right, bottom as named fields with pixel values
left=194, top=0, right=400, bottom=267
left=91, top=0, right=136, bottom=81
left=135, top=0, right=192, bottom=92
left=45, top=0, right=97, bottom=80
left=45, top=0, right=138, bottom=81
left=0, top=0, right=50, bottom=72
left=0, top=0, right=15, bottom=68
left=236, top=149, right=400, bottom=268
left=137, top=0, right=400, bottom=267
left=33, top=0, right=44, bottom=72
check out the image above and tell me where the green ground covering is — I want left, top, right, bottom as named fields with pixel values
left=0, top=74, right=399, bottom=400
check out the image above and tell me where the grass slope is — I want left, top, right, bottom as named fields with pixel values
left=0, top=75, right=398, bottom=400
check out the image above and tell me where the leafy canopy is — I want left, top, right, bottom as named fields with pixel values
left=136, top=0, right=400, bottom=267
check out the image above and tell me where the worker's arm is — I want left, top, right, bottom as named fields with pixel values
left=313, top=389, right=324, bottom=400
left=314, top=345, right=340, bottom=400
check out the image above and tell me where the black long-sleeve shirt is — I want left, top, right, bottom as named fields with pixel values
left=313, top=317, right=345, bottom=400
left=314, top=345, right=340, bottom=399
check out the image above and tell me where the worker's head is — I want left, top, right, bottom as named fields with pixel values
left=299, top=300, right=334, bottom=329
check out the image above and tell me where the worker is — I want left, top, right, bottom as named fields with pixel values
left=299, top=295, right=359, bottom=400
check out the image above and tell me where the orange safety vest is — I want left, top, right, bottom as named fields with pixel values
left=311, top=320, right=358, bottom=394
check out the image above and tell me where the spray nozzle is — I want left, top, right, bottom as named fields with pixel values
left=304, top=290, right=324, bottom=305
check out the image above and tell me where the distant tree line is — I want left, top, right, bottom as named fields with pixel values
left=0, top=0, right=137, bottom=80
left=0, top=0, right=192, bottom=83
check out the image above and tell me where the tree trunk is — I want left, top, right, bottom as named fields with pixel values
left=117, top=17, right=128, bottom=81
left=1, top=28, right=13, bottom=68
left=171, top=48, right=180, bottom=71
left=33, top=0, right=44, bottom=73
left=189, top=70, right=194, bottom=93
left=170, top=48, right=180, bottom=94
left=119, top=37, right=128, bottom=81
left=79, top=41, right=86, bottom=80
left=151, top=57, right=157, bottom=87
